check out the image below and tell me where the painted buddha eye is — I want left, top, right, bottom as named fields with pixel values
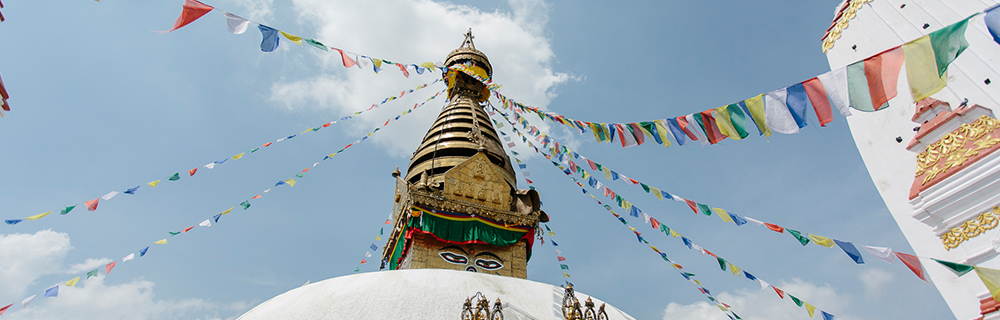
left=439, top=252, right=468, bottom=264
left=475, top=259, right=503, bottom=270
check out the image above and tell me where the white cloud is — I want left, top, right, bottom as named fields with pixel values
left=0, top=230, right=248, bottom=320
left=858, top=268, right=894, bottom=300
left=270, top=0, right=569, bottom=157
left=232, top=0, right=275, bottom=22
left=662, top=278, right=860, bottom=320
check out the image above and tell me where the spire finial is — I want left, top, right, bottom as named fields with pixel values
left=460, top=28, right=476, bottom=50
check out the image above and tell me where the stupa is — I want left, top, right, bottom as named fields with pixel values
left=236, top=31, right=636, bottom=320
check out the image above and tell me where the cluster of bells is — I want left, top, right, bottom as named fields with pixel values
left=460, top=284, right=608, bottom=320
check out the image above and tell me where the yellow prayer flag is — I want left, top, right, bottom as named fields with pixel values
left=603, top=167, right=612, bottom=180
left=976, top=267, right=1000, bottom=301
left=65, top=276, right=80, bottom=287
left=24, top=211, right=52, bottom=220
left=713, top=208, right=734, bottom=223
left=629, top=226, right=636, bottom=231
left=622, top=200, right=632, bottom=211
left=232, top=153, right=245, bottom=160
left=154, top=239, right=168, bottom=244
left=693, top=279, right=701, bottom=285
left=717, top=304, right=728, bottom=312
left=581, top=171, right=590, bottom=180
left=563, top=272, right=571, bottom=278
left=300, top=129, right=312, bottom=135
left=808, top=234, right=835, bottom=248
left=744, top=94, right=772, bottom=137
left=148, top=180, right=161, bottom=188
left=805, top=303, right=816, bottom=317
left=221, top=207, right=235, bottom=215
left=669, top=229, right=680, bottom=238
left=652, top=119, right=673, bottom=147
left=904, top=35, right=947, bottom=101
left=650, top=187, right=663, bottom=200
left=548, top=231, right=555, bottom=236
left=375, top=235, right=382, bottom=241
left=285, top=178, right=296, bottom=187
left=650, top=245, right=659, bottom=252
left=372, top=59, right=383, bottom=70
left=712, top=107, right=742, bottom=140
left=420, top=62, right=436, bottom=70
left=729, top=263, right=741, bottom=276
left=279, top=31, right=303, bottom=45
left=328, top=153, right=337, bottom=158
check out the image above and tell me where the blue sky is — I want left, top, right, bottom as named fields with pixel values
left=0, top=0, right=953, bottom=319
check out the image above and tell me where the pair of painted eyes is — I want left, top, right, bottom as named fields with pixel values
left=439, top=252, right=503, bottom=270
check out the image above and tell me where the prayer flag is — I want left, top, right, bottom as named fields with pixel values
left=930, top=16, right=971, bottom=77
left=123, top=253, right=134, bottom=262
left=231, top=153, right=245, bottom=160
left=682, top=114, right=710, bottom=146
left=787, top=229, right=810, bottom=246
left=758, top=279, right=770, bottom=290
left=102, top=191, right=118, bottom=201
left=557, top=256, right=567, bottom=261
left=22, top=294, right=36, bottom=307
left=822, top=311, right=834, bottom=320
left=743, top=94, right=771, bottom=137
left=560, top=264, right=569, bottom=270
left=743, top=271, right=756, bottom=281
left=846, top=60, right=876, bottom=111
left=148, top=180, right=160, bottom=188
left=764, top=223, right=784, bottom=233
left=0, top=304, right=12, bottom=316
left=223, top=12, right=249, bottom=34
left=765, top=88, right=799, bottom=134
left=85, top=198, right=99, bottom=211
left=159, top=0, right=213, bottom=33
left=934, top=259, right=974, bottom=277
left=258, top=25, right=280, bottom=52
left=987, top=6, right=1000, bottom=45
left=729, top=213, right=747, bottom=226
left=155, top=239, right=168, bottom=244
left=717, top=257, right=726, bottom=271
left=695, top=110, right=726, bottom=144
left=251, top=194, right=261, bottom=199
left=199, top=219, right=211, bottom=227
left=744, top=216, right=764, bottom=226
left=44, top=285, right=58, bottom=297
left=773, top=286, right=785, bottom=299
left=713, top=208, right=734, bottom=223
left=285, top=178, right=296, bottom=187
left=863, top=46, right=904, bottom=110
left=895, top=252, right=927, bottom=281
left=396, top=63, right=410, bottom=78
left=712, top=106, right=743, bottom=140
left=168, top=172, right=181, bottom=181
left=834, top=239, right=864, bottom=264
left=61, top=205, right=77, bottom=214
left=360, top=258, right=367, bottom=264
left=976, top=266, right=1000, bottom=301
left=241, top=201, right=251, bottom=209
left=805, top=303, right=816, bottom=317
left=903, top=35, right=948, bottom=101
left=183, top=226, right=194, bottom=233
left=370, top=244, right=378, bottom=251
left=816, top=68, right=851, bottom=117
left=221, top=206, right=234, bottom=215
left=790, top=295, right=803, bottom=307
left=86, top=269, right=99, bottom=279
left=563, top=273, right=571, bottom=278
left=188, top=168, right=198, bottom=176
left=213, top=213, right=222, bottom=223
left=365, top=251, right=372, bottom=258
left=808, top=234, right=835, bottom=247
left=784, top=83, right=811, bottom=129
left=65, top=276, right=80, bottom=287
left=697, top=203, right=712, bottom=216
left=861, top=245, right=896, bottom=263
left=279, top=31, right=302, bottom=45
left=802, top=77, right=833, bottom=126
left=24, top=211, right=51, bottom=220
left=665, top=118, right=688, bottom=146
left=140, top=246, right=149, bottom=257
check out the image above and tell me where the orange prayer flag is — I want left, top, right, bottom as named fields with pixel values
left=85, top=198, right=99, bottom=211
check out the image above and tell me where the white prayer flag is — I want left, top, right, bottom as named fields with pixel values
left=683, top=114, right=709, bottom=146
left=205, top=163, right=217, bottom=169
left=122, top=253, right=135, bottom=262
left=224, top=12, right=250, bottom=34
left=641, top=212, right=651, bottom=224
left=101, top=191, right=118, bottom=201
left=22, top=294, right=36, bottom=307
left=199, top=219, right=211, bottom=227
left=758, top=279, right=770, bottom=290
left=263, top=188, right=271, bottom=193
left=554, top=249, right=561, bottom=255
left=743, top=217, right=765, bottom=226
left=365, top=251, right=372, bottom=257
left=765, top=88, right=799, bottom=134
left=817, top=67, right=851, bottom=116
left=861, top=245, right=896, bottom=263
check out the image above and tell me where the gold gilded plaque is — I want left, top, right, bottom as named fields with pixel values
left=443, top=152, right=511, bottom=211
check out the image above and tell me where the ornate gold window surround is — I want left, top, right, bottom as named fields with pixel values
left=942, top=206, right=1000, bottom=250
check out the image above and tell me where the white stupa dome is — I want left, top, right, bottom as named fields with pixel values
left=237, top=269, right=636, bottom=320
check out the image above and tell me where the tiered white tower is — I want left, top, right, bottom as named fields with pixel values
left=824, top=0, right=1000, bottom=319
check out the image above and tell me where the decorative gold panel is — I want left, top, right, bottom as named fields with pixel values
left=443, top=152, right=512, bottom=211
left=942, top=206, right=1000, bottom=250
left=915, top=116, right=1000, bottom=185
left=822, top=0, right=874, bottom=53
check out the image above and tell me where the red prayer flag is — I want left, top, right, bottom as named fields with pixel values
left=802, top=78, right=833, bottom=126
left=159, top=0, right=213, bottom=34
left=85, top=198, right=99, bottom=211
left=384, top=219, right=392, bottom=224
left=251, top=194, right=262, bottom=199
left=703, top=249, right=717, bottom=258
left=863, top=46, right=904, bottom=111
left=675, top=117, right=699, bottom=141
left=698, top=110, right=727, bottom=144
left=586, top=159, right=598, bottom=170
left=360, top=258, right=368, bottom=264
left=0, top=303, right=12, bottom=316
left=698, top=288, right=708, bottom=294
left=773, top=286, right=785, bottom=299
left=105, top=261, right=116, bottom=275
left=526, top=179, right=533, bottom=184
left=333, top=49, right=356, bottom=68
left=263, top=142, right=272, bottom=147
left=557, top=256, right=567, bottom=261
left=650, top=218, right=661, bottom=229
left=183, top=226, right=194, bottom=233
left=396, top=63, right=410, bottom=78
left=322, top=122, right=332, bottom=127
left=895, top=252, right=927, bottom=281
left=302, top=168, right=310, bottom=173
left=628, top=123, right=646, bottom=146
left=764, top=223, right=784, bottom=233
left=628, top=178, right=639, bottom=185
left=685, top=199, right=699, bottom=214
left=188, top=168, right=198, bottom=176
left=0, top=72, right=9, bottom=111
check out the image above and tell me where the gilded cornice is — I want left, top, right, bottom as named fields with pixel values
left=410, top=190, right=540, bottom=227
left=822, top=0, right=875, bottom=53
left=911, top=116, right=1000, bottom=199
left=942, top=206, right=1000, bottom=250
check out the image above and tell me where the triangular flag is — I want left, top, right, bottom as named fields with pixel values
left=895, top=252, right=927, bottom=281
left=279, top=31, right=302, bottom=45
left=188, top=168, right=198, bottom=176
left=713, top=208, right=734, bottom=223
left=304, top=39, right=328, bottom=51
left=360, top=258, right=367, bottom=264
left=808, top=234, right=835, bottom=247
left=773, top=286, right=785, bottom=299
left=976, top=266, right=1000, bottom=301
left=258, top=25, right=280, bottom=52
left=154, top=239, right=168, bottom=244
left=563, top=272, right=571, bottom=278
left=934, top=259, right=974, bottom=277
left=822, top=311, right=834, bottom=320
left=65, top=276, right=80, bottom=287
left=805, top=302, right=816, bottom=317
left=787, top=229, right=810, bottom=246
left=148, top=180, right=161, bottom=188
left=85, top=198, right=99, bottom=211
left=213, top=213, right=222, bottom=223
left=199, top=219, right=211, bottom=227
left=744, top=216, right=764, bottom=226
left=861, top=245, right=896, bottom=263
left=24, top=211, right=52, bottom=220
left=223, top=12, right=250, bottom=34
left=140, top=246, right=149, bottom=257
left=285, top=178, right=296, bottom=187
left=86, top=268, right=99, bottom=279
left=60, top=205, right=77, bottom=214
left=44, top=285, right=58, bottom=297
left=159, top=0, right=213, bottom=33
left=0, top=304, right=12, bottom=316
left=834, top=240, right=865, bottom=264
left=764, top=223, right=784, bottom=233
left=790, top=295, right=803, bottom=307
left=334, top=48, right=357, bottom=68
left=22, top=294, right=36, bottom=307
left=251, top=194, right=262, bottom=199
left=105, top=261, right=116, bottom=274
left=231, top=152, right=245, bottom=160
left=122, top=253, right=134, bottom=262
left=101, top=191, right=118, bottom=201
left=759, top=279, right=770, bottom=290
left=221, top=206, right=234, bottom=215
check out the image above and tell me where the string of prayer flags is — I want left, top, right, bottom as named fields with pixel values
left=470, top=16, right=979, bottom=152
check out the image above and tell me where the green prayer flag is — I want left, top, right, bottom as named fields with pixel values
left=718, top=257, right=727, bottom=271
left=640, top=183, right=650, bottom=193
left=697, top=203, right=713, bottom=216
left=529, top=186, right=535, bottom=190
left=60, top=205, right=76, bottom=215
left=544, top=225, right=551, bottom=231
left=790, top=295, right=803, bottom=307
left=734, top=312, right=742, bottom=319
left=511, top=151, right=519, bottom=156
left=708, top=296, right=715, bottom=302
left=295, top=173, right=305, bottom=178
left=249, top=148, right=260, bottom=153
left=787, top=229, right=811, bottom=246
left=934, top=259, right=974, bottom=276
left=354, top=267, right=360, bottom=272
left=241, top=201, right=251, bottom=210
left=380, top=228, right=384, bottom=235
left=725, top=103, right=749, bottom=138
left=930, top=16, right=971, bottom=77
left=86, top=268, right=99, bottom=279
left=683, top=272, right=696, bottom=277
left=659, top=224, right=669, bottom=234
left=312, top=127, right=320, bottom=131
left=560, top=264, right=569, bottom=270
left=847, top=61, right=877, bottom=112
left=168, top=173, right=181, bottom=181
left=304, top=39, right=328, bottom=51
left=169, top=231, right=180, bottom=236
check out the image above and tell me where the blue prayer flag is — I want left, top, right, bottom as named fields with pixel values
left=822, top=311, right=834, bottom=320
left=665, top=118, right=687, bottom=146
left=785, top=83, right=811, bottom=129
left=986, top=5, right=1000, bottom=45
left=660, top=190, right=674, bottom=200
left=370, top=244, right=378, bottom=251
left=275, top=181, right=286, bottom=186
left=587, top=177, right=598, bottom=188
left=610, top=171, right=619, bottom=180
left=258, top=25, right=280, bottom=52
left=44, top=285, right=58, bottom=297
left=140, top=246, right=149, bottom=257
left=552, top=241, right=559, bottom=246
left=124, top=186, right=140, bottom=194
left=834, top=239, right=865, bottom=264
left=519, top=164, right=527, bottom=169
left=5, top=219, right=22, bottom=225
left=214, top=158, right=228, bottom=164
left=737, top=101, right=762, bottom=135
left=743, top=271, right=756, bottom=281
left=628, top=206, right=640, bottom=217
left=729, top=213, right=747, bottom=226
left=213, top=213, right=222, bottom=223
left=682, top=237, right=693, bottom=249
